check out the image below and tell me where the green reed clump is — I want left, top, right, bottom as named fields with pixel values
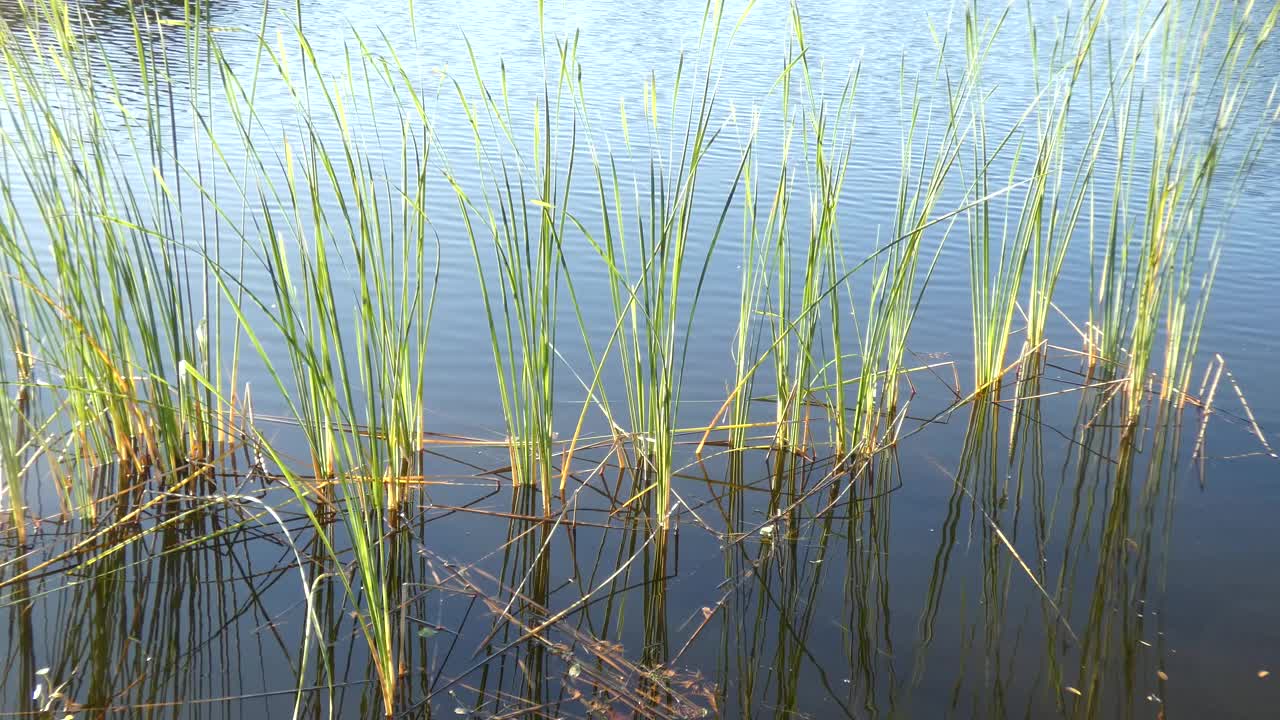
left=716, top=5, right=982, bottom=464
left=767, top=5, right=859, bottom=456
left=949, top=0, right=1276, bottom=420
left=843, top=62, right=968, bottom=454
left=0, top=281, right=29, bottom=537
left=0, top=0, right=225, bottom=504
left=960, top=1, right=1119, bottom=397
left=446, top=31, right=585, bottom=509
left=1015, top=1, right=1106, bottom=363
left=0, top=390, right=25, bottom=541
left=963, top=1, right=1036, bottom=394
left=1071, top=0, right=1280, bottom=422
left=188, top=16, right=438, bottom=715
left=963, top=0, right=1107, bottom=399
left=574, top=0, right=745, bottom=525
left=1115, top=0, right=1277, bottom=419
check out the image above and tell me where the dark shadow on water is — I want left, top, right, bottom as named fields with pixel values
left=0, top=380, right=1269, bottom=718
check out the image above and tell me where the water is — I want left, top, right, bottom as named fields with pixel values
left=2, top=0, right=1279, bottom=717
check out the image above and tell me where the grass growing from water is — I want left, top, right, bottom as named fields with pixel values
left=763, top=8, right=858, bottom=457
left=567, top=0, right=751, bottom=527
left=0, top=389, right=26, bottom=541
left=1109, top=0, right=1277, bottom=420
left=447, top=25, right=584, bottom=508
left=203, top=17, right=439, bottom=714
left=0, top=285, right=30, bottom=537
left=0, top=0, right=231, bottom=516
left=3, top=0, right=1271, bottom=513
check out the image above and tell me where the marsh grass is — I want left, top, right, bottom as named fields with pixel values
left=3, top=0, right=1271, bottom=515
left=738, top=4, right=939, bottom=463
left=445, top=28, right=587, bottom=511
left=0, top=286, right=30, bottom=537
left=727, top=133, right=772, bottom=456
left=761, top=8, right=858, bottom=457
left=0, top=0, right=229, bottom=518
left=1083, top=0, right=1279, bottom=421
left=934, top=0, right=1280, bottom=432
left=843, top=73, right=959, bottom=455
left=197, top=16, right=439, bottom=714
left=0, top=390, right=26, bottom=540
left=569, top=0, right=747, bottom=527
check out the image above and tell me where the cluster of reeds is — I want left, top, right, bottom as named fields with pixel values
left=719, top=4, right=960, bottom=468
left=1, top=266, right=28, bottom=530
left=576, top=11, right=741, bottom=526
left=0, top=1, right=436, bottom=712
left=1091, top=0, right=1278, bottom=422
left=200, top=16, right=440, bottom=716
left=0, top=0, right=242, bottom=524
left=446, top=26, right=583, bottom=512
left=956, top=0, right=1280, bottom=425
